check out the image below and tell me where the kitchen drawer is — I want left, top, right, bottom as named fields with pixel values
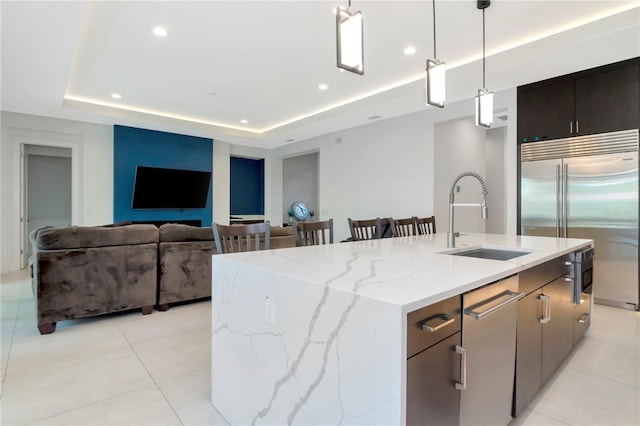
left=407, top=295, right=461, bottom=359
left=519, top=253, right=573, bottom=295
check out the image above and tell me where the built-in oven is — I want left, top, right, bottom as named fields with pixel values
left=573, top=247, right=594, bottom=304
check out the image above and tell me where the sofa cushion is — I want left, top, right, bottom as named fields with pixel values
left=159, top=223, right=214, bottom=242
left=270, top=226, right=293, bottom=237
left=32, top=224, right=159, bottom=250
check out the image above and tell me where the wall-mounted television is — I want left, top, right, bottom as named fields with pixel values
left=132, top=166, right=211, bottom=209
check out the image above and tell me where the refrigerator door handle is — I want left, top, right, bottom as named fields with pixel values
left=556, top=164, right=561, bottom=238
left=563, top=163, right=569, bottom=238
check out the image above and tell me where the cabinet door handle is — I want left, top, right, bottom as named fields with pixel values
left=570, top=121, right=573, bottom=134
left=455, top=345, right=466, bottom=391
left=578, top=313, right=590, bottom=324
left=539, top=294, right=550, bottom=324
left=564, top=276, right=573, bottom=282
left=421, top=314, right=455, bottom=332
left=576, top=120, right=580, bottom=134
left=563, top=261, right=573, bottom=266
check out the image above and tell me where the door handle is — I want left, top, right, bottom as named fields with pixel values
left=539, top=294, right=551, bottom=324
left=570, top=121, right=573, bottom=134
left=563, top=163, right=568, bottom=238
left=556, top=164, right=561, bottom=238
left=464, top=290, right=524, bottom=320
left=455, top=345, right=466, bottom=391
left=421, top=314, right=455, bottom=332
left=578, top=313, right=590, bottom=323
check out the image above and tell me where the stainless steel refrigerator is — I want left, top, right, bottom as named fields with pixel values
left=520, top=129, right=639, bottom=310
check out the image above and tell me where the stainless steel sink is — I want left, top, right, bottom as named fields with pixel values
left=447, top=247, right=531, bottom=261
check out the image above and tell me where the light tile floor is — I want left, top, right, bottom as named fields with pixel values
left=1, top=269, right=639, bottom=425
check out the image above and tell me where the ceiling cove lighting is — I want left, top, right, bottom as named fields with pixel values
left=425, top=0, right=445, bottom=108
left=475, top=0, right=493, bottom=128
left=336, top=1, right=364, bottom=75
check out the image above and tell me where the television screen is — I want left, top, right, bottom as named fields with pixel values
left=132, top=166, right=211, bottom=209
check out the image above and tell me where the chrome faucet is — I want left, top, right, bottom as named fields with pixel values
left=448, top=171, right=488, bottom=248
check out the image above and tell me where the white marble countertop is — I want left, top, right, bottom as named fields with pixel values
left=214, top=232, right=592, bottom=313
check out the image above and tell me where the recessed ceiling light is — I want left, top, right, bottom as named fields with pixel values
left=240, top=119, right=248, bottom=124
left=318, top=83, right=328, bottom=91
left=404, top=46, right=416, bottom=56
left=111, top=93, right=122, bottom=99
left=153, top=26, right=168, bottom=37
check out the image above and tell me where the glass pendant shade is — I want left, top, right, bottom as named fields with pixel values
left=336, top=7, right=364, bottom=75
left=475, top=88, right=494, bottom=128
left=426, top=59, right=446, bottom=108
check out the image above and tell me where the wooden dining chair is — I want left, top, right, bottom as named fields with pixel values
left=295, top=219, right=334, bottom=246
left=389, top=217, right=418, bottom=237
left=415, top=216, right=436, bottom=235
left=348, top=217, right=382, bottom=240
left=213, top=221, right=271, bottom=253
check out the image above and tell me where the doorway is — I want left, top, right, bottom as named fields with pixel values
left=21, top=145, right=72, bottom=267
left=282, top=152, right=319, bottom=226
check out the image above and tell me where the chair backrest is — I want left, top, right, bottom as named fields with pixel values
left=389, top=217, right=418, bottom=237
left=213, top=221, right=271, bottom=253
left=415, top=216, right=436, bottom=235
left=295, top=219, right=334, bottom=246
left=348, top=217, right=382, bottom=240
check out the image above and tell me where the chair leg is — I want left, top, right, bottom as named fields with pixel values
left=38, top=322, right=57, bottom=335
left=156, top=303, right=170, bottom=312
left=141, top=305, right=153, bottom=315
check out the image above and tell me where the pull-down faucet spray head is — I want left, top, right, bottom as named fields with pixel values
left=448, top=171, right=489, bottom=248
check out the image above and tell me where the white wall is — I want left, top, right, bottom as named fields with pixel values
left=0, top=111, right=113, bottom=273
left=268, top=88, right=518, bottom=242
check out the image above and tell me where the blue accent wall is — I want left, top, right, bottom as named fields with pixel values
left=114, top=125, right=213, bottom=226
left=230, top=157, right=264, bottom=215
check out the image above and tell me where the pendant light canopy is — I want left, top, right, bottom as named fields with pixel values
left=336, top=2, right=364, bottom=75
left=426, top=0, right=445, bottom=108
left=476, top=0, right=493, bottom=127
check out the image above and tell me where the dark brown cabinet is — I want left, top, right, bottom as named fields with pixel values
left=518, top=59, right=639, bottom=143
left=407, top=332, right=461, bottom=426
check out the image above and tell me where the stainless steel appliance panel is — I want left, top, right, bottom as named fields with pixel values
left=521, top=159, right=563, bottom=238
left=460, top=275, right=521, bottom=426
left=520, top=130, right=639, bottom=310
left=565, top=152, right=638, bottom=307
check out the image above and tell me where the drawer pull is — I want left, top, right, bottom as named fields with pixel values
left=563, top=261, right=573, bottom=266
left=421, top=314, right=455, bottom=332
left=578, top=313, right=591, bottom=324
left=464, top=290, right=524, bottom=320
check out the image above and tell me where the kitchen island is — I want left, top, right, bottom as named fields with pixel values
left=211, top=232, right=592, bottom=425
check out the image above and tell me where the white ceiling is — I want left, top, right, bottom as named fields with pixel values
left=2, top=1, right=639, bottom=149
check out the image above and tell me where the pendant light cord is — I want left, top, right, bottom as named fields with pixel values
left=432, top=0, right=437, bottom=58
left=482, top=7, right=486, bottom=89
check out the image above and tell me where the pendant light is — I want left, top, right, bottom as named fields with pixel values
left=475, top=0, right=493, bottom=128
left=336, top=1, right=364, bottom=75
left=426, top=0, right=445, bottom=108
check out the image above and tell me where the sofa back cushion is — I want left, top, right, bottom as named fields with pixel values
left=32, top=224, right=159, bottom=250
left=159, top=223, right=214, bottom=242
